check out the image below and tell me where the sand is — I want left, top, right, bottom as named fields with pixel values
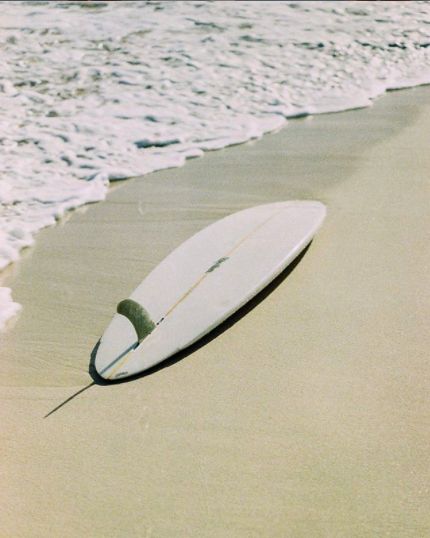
left=1, top=86, right=430, bottom=537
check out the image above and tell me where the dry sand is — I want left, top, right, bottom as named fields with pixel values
left=1, top=86, right=430, bottom=537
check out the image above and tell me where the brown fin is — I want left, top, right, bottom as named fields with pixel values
left=117, top=299, right=155, bottom=342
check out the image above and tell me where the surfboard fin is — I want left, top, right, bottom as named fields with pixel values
left=117, top=299, right=156, bottom=343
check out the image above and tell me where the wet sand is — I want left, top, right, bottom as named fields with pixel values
left=1, top=87, right=430, bottom=537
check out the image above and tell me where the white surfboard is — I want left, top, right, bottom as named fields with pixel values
left=94, top=200, right=326, bottom=380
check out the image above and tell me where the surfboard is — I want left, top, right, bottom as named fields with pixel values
left=94, top=200, right=326, bottom=380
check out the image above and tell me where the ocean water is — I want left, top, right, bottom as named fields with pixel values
left=1, top=0, right=430, bottom=330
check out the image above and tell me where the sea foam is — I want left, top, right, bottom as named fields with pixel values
left=1, top=0, right=430, bottom=330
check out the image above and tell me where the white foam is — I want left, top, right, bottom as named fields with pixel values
left=0, top=287, right=21, bottom=332
left=1, top=0, right=430, bottom=329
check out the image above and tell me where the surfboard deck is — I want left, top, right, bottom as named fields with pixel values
left=94, top=200, right=326, bottom=380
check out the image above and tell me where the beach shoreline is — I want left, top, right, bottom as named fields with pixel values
left=1, top=86, right=430, bottom=537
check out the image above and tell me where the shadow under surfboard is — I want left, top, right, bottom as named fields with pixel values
left=44, top=243, right=311, bottom=417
